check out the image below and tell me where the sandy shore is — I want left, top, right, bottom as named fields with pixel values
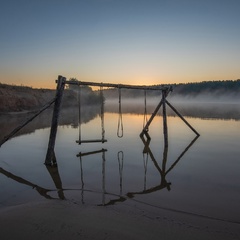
left=0, top=200, right=239, bottom=240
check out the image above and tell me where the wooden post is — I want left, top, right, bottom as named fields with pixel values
left=140, top=99, right=163, bottom=136
left=162, top=90, right=168, bottom=148
left=165, top=99, right=200, bottom=136
left=45, top=76, right=66, bottom=166
left=140, top=87, right=171, bottom=136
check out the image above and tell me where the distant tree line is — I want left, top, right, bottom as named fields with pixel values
left=0, top=82, right=33, bottom=90
left=0, top=79, right=103, bottom=109
left=103, top=79, right=240, bottom=98
left=66, top=78, right=102, bottom=105
left=171, top=79, right=240, bottom=96
left=2, top=78, right=239, bottom=102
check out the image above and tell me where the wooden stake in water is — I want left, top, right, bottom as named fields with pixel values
left=165, top=99, right=200, bottom=136
left=45, top=76, right=66, bottom=166
left=162, top=89, right=168, bottom=149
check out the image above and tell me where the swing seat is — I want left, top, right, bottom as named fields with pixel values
left=76, top=139, right=107, bottom=144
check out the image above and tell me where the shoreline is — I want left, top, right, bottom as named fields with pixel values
left=1, top=199, right=239, bottom=240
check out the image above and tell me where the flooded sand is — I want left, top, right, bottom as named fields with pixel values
left=0, top=102, right=240, bottom=239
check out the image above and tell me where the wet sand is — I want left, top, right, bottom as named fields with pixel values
left=1, top=200, right=239, bottom=240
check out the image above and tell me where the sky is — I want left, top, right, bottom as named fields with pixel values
left=0, top=0, right=240, bottom=89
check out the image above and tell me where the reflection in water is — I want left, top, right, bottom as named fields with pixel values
left=100, top=132, right=199, bottom=206
left=128, top=132, right=199, bottom=197
left=102, top=149, right=106, bottom=205
left=0, top=130, right=198, bottom=206
left=77, top=149, right=107, bottom=205
left=0, top=165, right=65, bottom=200
left=0, top=106, right=100, bottom=144
left=45, top=165, right=65, bottom=200
left=118, top=151, right=124, bottom=195
left=105, top=100, right=240, bottom=120
left=140, top=131, right=172, bottom=193
left=2, top=101, right=240, bottom=144
left=143, top=151, right=148, bottom=191
left=79, top=153, right=84, bottom=204
left=1, top=109, right=240, bottom=240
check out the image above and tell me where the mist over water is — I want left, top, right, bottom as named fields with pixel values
left=168, top=90, right=240, bottom=103
left=105, top=93, right=240, bottom=120
left=1, top=90, right=240, bottom=146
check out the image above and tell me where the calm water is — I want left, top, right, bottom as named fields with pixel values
left=0, top=101, right=240, bottom=232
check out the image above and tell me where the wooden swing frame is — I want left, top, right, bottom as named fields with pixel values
left=45, top=75, right=200, bottom=165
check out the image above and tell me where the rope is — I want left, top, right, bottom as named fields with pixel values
left=78, top=84, right=82, bottom=144
left=100, top=84, right=105, bottom=143
left=117, top=87, right=123, bottom=138
left=143, top=89, right=148, bottom=131
left=0, top=97, right=56, bottom=147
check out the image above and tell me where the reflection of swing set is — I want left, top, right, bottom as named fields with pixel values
left=90, top=132, right=199, bottom=206
left=137, top=132, right=199, bottom=195
left=0, top=131, right=198, bottom=205
left=0, top=165, right=65, bottom=200
left=77, top=148, right=107, bottom=205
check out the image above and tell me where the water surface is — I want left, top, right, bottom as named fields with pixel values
left=0, top=101, right=240, bottom=236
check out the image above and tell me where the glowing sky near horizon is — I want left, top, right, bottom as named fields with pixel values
left=0, top=0, right=240, bottom=88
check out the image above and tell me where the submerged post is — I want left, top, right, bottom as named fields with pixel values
left=45, top=76, right=66, bottom=166
left=165, top=100, right=200, bottom=136
left=162, top=89, right=168, bottom=148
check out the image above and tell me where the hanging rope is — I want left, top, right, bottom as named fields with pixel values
left=100, top=84, right=105, bottom=143
left=78, top=84, right=82, bottom=144
left=117, top=87, right=123, bottom=138
left=143, top=89, right=149, bottom=131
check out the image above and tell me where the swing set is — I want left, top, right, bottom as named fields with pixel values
left=75, top=83, right=128, bottom=144
left=45, top=76, right=199, bottom=165
left=0, top=75, right=200, bottom=167
left=74, top=80, right=167, bottom=145
left=76, top=84, right=107, bottom=144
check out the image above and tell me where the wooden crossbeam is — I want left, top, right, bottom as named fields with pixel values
left=64, top=79, right=171, bottom=91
